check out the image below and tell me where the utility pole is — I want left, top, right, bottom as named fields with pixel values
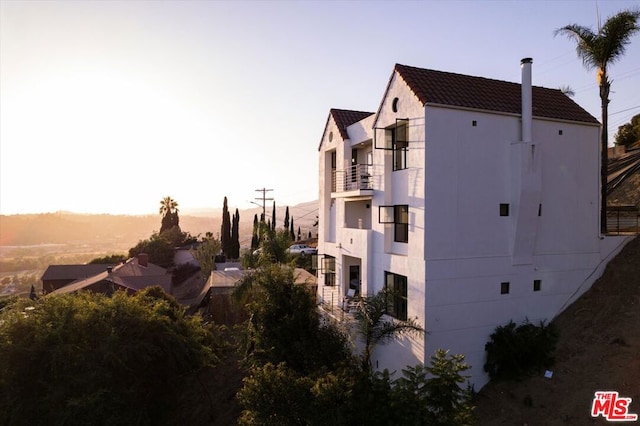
left=255, top=188, right=273, bottom=222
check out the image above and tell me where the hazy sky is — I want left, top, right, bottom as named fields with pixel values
left=1, top=0, right=639, bottom=215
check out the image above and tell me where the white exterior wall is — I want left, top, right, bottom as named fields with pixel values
left=318, top=68, right=630, bottom=390
left=419, top=105, right=623, bottom=388
left=366, top=73, right=428, bottom=372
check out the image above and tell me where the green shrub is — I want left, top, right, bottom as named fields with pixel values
left=484, top=319, right=558, bottom=381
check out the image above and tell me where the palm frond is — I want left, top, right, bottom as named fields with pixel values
left=598, top=9, right=640, bottom=67
left=554, top=24, right=600, bottom=70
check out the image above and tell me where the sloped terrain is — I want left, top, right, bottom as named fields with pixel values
left=474, top=236, right=640, bottom=425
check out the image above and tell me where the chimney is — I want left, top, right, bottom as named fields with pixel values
left=138, top=253, right=148, bottom=267
left=521, top=57, right=533, bottom=142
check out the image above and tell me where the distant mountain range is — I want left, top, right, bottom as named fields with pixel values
left=0, top=200, right=319, bottom=248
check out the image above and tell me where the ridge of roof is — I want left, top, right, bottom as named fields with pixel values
left=394, top=63, right=599, bottom=124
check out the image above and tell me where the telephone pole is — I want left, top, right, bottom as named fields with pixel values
left=255, top=188, right=273, bottom=222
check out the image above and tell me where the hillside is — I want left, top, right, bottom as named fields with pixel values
left=0, top=200, right=318, bottom=248
left=474, top=236, right=640, bottom=425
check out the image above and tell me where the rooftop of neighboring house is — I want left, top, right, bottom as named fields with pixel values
left=209, top=267, right=317, bottom=289
left=391, top=63, right=599, bottom=124
left=48, top=254, right=171, bottom=295
left=41, top=264, right=114, bottom=282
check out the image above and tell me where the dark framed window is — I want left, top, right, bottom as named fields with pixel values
left=500, top=282, right=510, bottom=294
left=385, top=271, right=408, bottom=321
left=533, top=279, right=541, bottom=292
left=379, top=204, right=409, bottom=243
left=391, top=121, right=408, bottom=171
left=500, top=204, right=510, bottom=216
left=323, top=255, right=336, bottom=286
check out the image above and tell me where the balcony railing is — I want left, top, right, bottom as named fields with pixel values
left=332, top=164, right=373, bottom=193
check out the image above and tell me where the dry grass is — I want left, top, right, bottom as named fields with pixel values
left=474, top=236, right=640, bottom=425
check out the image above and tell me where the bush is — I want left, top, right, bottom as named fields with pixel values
left=0, top=288, right=220, bottom=425
left=484, top=319, right=558, bottom=380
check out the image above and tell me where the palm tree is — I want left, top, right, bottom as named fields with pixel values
left=159, top=196, right=179, bottom=233
left=353, top=288, right=424, bottom=372
left=555, top=9, right=640, bottom=234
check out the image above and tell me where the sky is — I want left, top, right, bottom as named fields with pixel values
left=1, top=0, right=639, bottom=216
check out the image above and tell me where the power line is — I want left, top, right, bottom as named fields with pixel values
left=610, top=105, right=640, bottom=116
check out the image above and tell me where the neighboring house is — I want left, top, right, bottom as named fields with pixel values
left=205, top=267, right=317, bottom=325
left=48, top=254, right=172, bottom=296
left=316, top=59, right=633, bottom=388
left=173, top=243, right=200, bottom=267
left=42, top=263, right=116, bottom=294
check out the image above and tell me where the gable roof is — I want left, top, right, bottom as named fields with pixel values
left=330, top=109, right=375, bottom=139
left=46, top=256, right=170, bottom=295
left=394, top=64, right=599, bottom=124
left=41, top=264, right=114, bottom=281
left=319, top=108, right=374, bottom=150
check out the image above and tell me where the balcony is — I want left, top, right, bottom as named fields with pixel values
left=332, top=164, right=373, bottom=197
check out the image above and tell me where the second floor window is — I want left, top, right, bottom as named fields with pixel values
left=380, top=204, right=409, bottom=243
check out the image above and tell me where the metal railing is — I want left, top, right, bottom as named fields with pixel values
left=607, top=205, right=640, bottom=235
left=332, top=164, right=373, bottom=192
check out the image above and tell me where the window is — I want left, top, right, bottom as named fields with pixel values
left=391, top=122, right=408, bottom=171
left=323, top=255, right=336, bottom=286
left=500, top=282, right=510, bottom=294
left=385, top=272, right=408, bottom=320
left=500, top=204, right=510, bottom=216
left=533, top=279, right=541, bottom=292
left=379, top=204, right=409, bottom=243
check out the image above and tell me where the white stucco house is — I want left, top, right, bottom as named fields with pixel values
left=316, top=59, right=632, bottom=389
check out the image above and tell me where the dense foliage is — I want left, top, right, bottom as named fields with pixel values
left=128, top=232, right=175, bottom=267
left=235, top=266, right=474, bottom=425
left=0, top=287, right=221, bottom=426
left=88, top=254, right=127, bottom=264
left=484, top=320, right=559, bottom=381
left=235, top=265, right=351, bottom=374
left=159, top=196, right=180, bottom=234
left=238, top=350, right=475, bottom=426
left=615, top=113, right=640, bottom=147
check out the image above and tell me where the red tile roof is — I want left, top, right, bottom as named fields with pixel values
left=395, top=64, right=599, bottom=124
left=330, top=108, right=374, bottom=140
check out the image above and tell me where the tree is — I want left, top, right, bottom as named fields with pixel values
left=392, top=350, right=474, bottom=425
left=191, top=235, right=222, bottom=277
left=353, top=288, right=424, bottom=372
left=88, top=254, right=127, bottom=264
left=251, top=214, right=259, bottom=250
left=284, top=206, right=290, bottom=229
left=271, top=201, right=276, bottom=231
left=234, top=264, right=351, bottom=374
left=0, top=288, right=221, bottom=425
left=221, top=196, right=231, bottom=258
left=128, top=232, right=175, bottom=268
left=614, top=113, right=640, bottom=147
left=290, top=217, right=295, bottom=241
left=230, top=208, right=240, bottom=259
left=159, top=196, right=180, bottom=234
left=555, top=9, right=640, bottom=233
